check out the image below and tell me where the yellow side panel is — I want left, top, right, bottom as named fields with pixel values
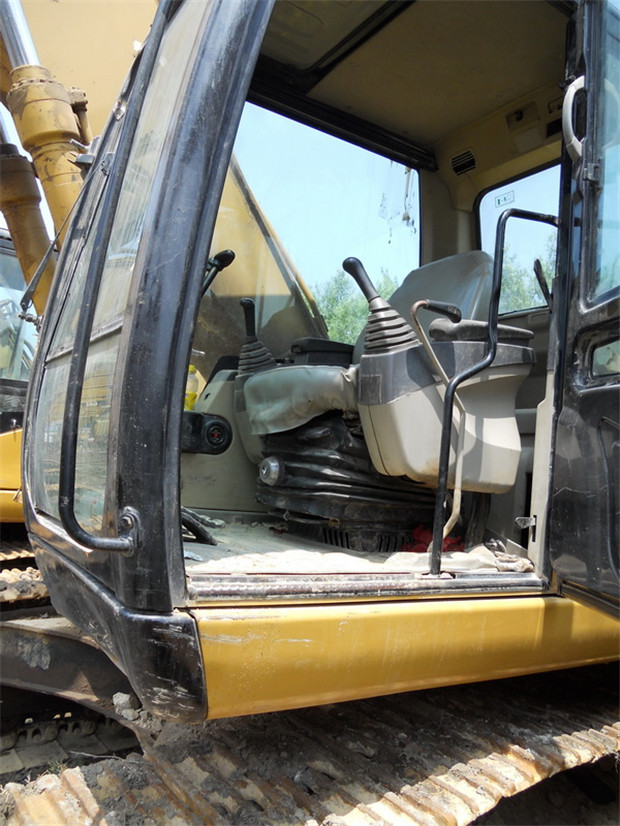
left=0, top=429, right=23, bottom=521
left=0, top=428, right=21, bottom=488
left=193, top=597, right=619, bottom=719
left=0, top=491, right=23, bottom=522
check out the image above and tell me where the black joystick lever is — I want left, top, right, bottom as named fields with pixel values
left=342, top=257, right=379, bottom=303
left=201, top=249, right=236, bottom=297
left=240, top=297, right=258, bottom=340
left=342, top=256, right=415, bottom=353
left=238, top=297, right=276, bottom=374
left=211, top=249, right=236, bottom=271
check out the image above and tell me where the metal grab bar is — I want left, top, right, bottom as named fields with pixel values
left=429, top=207, right=559, bottom=575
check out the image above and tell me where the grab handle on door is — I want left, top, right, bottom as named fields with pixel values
left=562, top=75, right=585, bottom=162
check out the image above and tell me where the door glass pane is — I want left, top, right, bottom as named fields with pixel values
left=32, top=0, right=211, bottom=525
left=591, top=0, right=620, bottom=300
left=92, top=1, right=210, bottom=333
left=50, top=212, right=101, bottom=357
left=74, top=0, right=211, bottom=533
left=31, top=357, right=70, bottom=520
left=75, top=336, right=120, bottom=532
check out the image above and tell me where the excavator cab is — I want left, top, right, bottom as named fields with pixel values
left=22, top=0, right=619, bottom=720
left=0, top=232, right=37, bottom=522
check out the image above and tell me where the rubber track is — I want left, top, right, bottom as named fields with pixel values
left=0, top=548, right=35, bottom=566
left=0, top=528, right=34, bottom=565
left=2, top=665, right=618, bottom=825
left=0, top=716, right=139, bottom=777
left=0, top=532, right=43, bottom=605
left=0, top=568, right=47, bottom=604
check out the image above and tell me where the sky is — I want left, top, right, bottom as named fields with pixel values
left=233, top=103, right=421, bottom=291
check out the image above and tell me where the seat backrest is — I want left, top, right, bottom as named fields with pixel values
left=390, top=250, right=493, bottom=333
left=353, top=251, right=493, bottom=361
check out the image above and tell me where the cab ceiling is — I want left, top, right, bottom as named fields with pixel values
left=255, top=0, right=570, bottom=168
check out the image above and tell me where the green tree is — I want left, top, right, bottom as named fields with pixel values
left=312, top=235, right=557, bottom=346
left=312, top=269, right=398, bottom=344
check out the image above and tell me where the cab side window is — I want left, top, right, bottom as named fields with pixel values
left=478, top=166, right=560, bottom=315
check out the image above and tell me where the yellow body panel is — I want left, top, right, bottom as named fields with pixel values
left=0, top=491, right=23, bottom=522
left=0, top=428, right=21, bottom=489
left=21, top=1, right=155, bottom=136
left=0, top=428, right=23, bottom=522
left=193, top=596, right=619, bottom=719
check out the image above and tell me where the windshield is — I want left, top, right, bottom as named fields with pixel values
left=188, top=101, right=421, bottom=395
left=232, top=103, right=420, bottom=346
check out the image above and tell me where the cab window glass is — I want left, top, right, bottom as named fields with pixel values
left=74, top=0, right=209, bottom=533
left=31, top=0, right=210, bottom=528
left=230, top=103, right=420, bottom=346
left=193, top=105, right=421, bottom=395
left=479, top=165, right=560, bottom=314
left=0, top=240, right=37, bottom=383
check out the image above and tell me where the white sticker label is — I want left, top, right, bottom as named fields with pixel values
left=495, top=191, right=515, bottom=208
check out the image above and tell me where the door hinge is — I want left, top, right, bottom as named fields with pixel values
left=583, top=162, right=600, bottom=184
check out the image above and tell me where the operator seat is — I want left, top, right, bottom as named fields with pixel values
left=236, top=249, right=534, bottom=495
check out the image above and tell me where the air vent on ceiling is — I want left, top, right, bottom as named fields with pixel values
left=451, top=150, right=476, bottom=176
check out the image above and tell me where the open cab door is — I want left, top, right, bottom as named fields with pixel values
left=550, top=0, right=620, bottom=616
